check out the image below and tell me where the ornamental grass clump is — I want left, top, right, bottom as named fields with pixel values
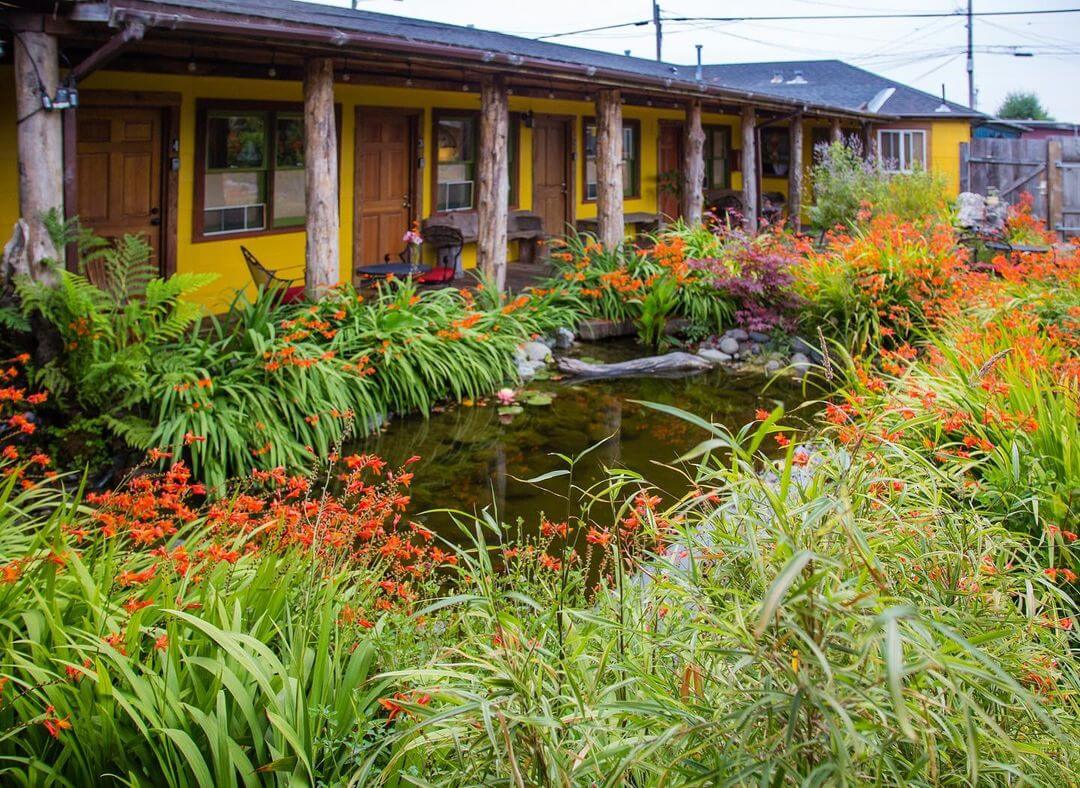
left=358, top=409, right=1079, bottom=784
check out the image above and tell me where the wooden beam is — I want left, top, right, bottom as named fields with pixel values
left=12, top=30, right=62, bottom=284
left=69, top=20, right=146, bottom=83
left=303, top=57, right=339, bottom=299
left=740, top=105, right=758, bottom=231
left=477, top=74, right=509, bottom=290
left=682, top=99, right=705, bottom=225
left=830, top=117, right=842, bottom=144
left=595, top=89, right=624, bottom=250
left=788, top=113, right=804, bottom=231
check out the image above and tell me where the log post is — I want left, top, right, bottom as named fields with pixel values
left=740, top=105, right=758, bottom=231
left=13, top=29, right=63, bottom=284
left=830, top=117, right=843, bottom=144
left=303, top=57, right=339, bottom=300
left=595, top=89, right=624, bottom=251
left=788, top=113, right=804, bottom=231
left=862, top=122, right=878, bottom=160
left=477, top=74, right=509, bottom=290
left=682, top=99, right=705, bottom=224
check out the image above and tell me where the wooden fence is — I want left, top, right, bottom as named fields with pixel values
left=960, top=137, right=1080, bottom=240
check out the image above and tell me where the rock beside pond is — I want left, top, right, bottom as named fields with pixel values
left=697, top=348, right=732, bottom=364
left=523, top=340, right=552, bottom=363
left=718, top=337, right=740, bottom=355
left=749, top=331, right=771, bottom=343
left=790, top=336, right=822, bottom=363
left=728, top=328, right=749, bottom=341
left=554, top=327, right=575, bottom=349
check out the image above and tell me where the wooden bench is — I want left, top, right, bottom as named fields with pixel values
left=423, top=210, right=547, bottom=263
left=575, top=211, right=662, bottom=238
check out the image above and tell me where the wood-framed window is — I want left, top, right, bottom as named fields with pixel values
left=194, top=100, right=316, bottom=240
left=704, top=125, right=732, bottom=189
left=434, top=110, right=478, bottom=212
left=583, top=117, right=641, bottom=201
left=432, top=109, right=519, bottom=213
left=878, top=128, right=926, bottom=173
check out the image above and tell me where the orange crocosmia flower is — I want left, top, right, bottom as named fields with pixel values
left=775, top=434, right=790, bottom=448
left=153, top=633, right=169, bottom=651
left=42, top=706, right=72, bottom=739
left=792, top=449, right=810, bottom=466
left=586, top=528, right=613, bottom=547
left=754, top=409, right=769, bottom=421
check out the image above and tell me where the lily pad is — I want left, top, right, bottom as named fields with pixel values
left=520, top=391, right=554, bottom=407
left=497, top=405, right=524, bottom=416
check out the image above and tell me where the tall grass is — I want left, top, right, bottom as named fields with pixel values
left=358, top=409, right=1079, bottom=784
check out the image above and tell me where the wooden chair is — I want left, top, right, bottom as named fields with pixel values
left=241, top=246, right=305, bottom=303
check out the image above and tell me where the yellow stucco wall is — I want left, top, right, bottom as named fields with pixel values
left=928, top=119, right=969, bottom=196
left=0, top=65, right=970, bottom=309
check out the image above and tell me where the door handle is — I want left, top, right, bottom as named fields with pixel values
left=402, top=195, right=411, bottom=209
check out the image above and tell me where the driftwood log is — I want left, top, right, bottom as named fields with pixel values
left=557, top=351, right=713, bottom=379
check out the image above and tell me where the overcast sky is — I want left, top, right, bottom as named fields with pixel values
left=309, top=0, right=1080, bottom=120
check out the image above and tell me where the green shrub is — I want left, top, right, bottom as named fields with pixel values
left=808, top=141, right=949, bottom=232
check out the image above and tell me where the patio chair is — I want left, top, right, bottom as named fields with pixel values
left=242, top=246, right=305, bottom=304
left=416, top=225, right=463, bottom=285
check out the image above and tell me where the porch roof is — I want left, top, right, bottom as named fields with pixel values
left=45, top=0, right=887, bottom=120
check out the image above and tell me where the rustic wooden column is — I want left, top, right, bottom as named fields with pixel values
left=682, top=99, right=705, bottom=224
left=862, top=122, right=878, bottom=160
left=13, top=30, right=62, bottom=284
left=830, top=118, right=843, bottom=144
left=788, top=113, right=804, bottom=231
left=595, top=89, right=624, bottom=250
left=740, top=105, right=758, bottom=230
left=303, top=57, right=339, bottom=300
left=477, top=74, right=509, bottom=290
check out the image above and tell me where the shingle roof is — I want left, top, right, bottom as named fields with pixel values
left=699, top=60, right=984, bottom=118
left=100, top=0, right=880, bottom=117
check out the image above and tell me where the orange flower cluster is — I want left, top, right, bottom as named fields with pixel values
left=0, top=355, right=55, bottom=489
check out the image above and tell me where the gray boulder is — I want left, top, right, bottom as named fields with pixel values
left=553, top=326, right=575, bottom=349
left=727, top=328, right=749, bottom=341
left=749, top=331, right=771, bottom=343
left=697, top=348, right=732, bottom=364
left=719, top=337, right=740, bottom=355
left=764, top=359, right=782, bottom=374
left=522, top=340, right=552, bottom=363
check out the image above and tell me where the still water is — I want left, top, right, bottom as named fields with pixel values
left=354, top=341, right=815, bottom=535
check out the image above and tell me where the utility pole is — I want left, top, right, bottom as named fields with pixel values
left=653, top=1, right=662, bottom=62
left=966, top=0, right=975, bottom=108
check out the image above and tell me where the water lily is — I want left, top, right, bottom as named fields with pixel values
left=496, top=388, right=516, bottom=406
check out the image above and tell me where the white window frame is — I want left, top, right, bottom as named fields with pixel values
left=877, top=129, right=926, bottom=173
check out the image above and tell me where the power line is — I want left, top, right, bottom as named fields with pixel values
left=536, top=19, right=650, bottom=41
left=662, top=8, right=1080, bottom=24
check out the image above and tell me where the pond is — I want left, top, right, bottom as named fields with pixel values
left=354, top=340, right=817, bottom=539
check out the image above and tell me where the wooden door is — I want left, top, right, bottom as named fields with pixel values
left=531, top=116, right=571, bottom=239
left=355, top=109, right=414, bottom=268
left=658, top=123, right=683, bottom=221
left=76, top=107, right=164, bottom=271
